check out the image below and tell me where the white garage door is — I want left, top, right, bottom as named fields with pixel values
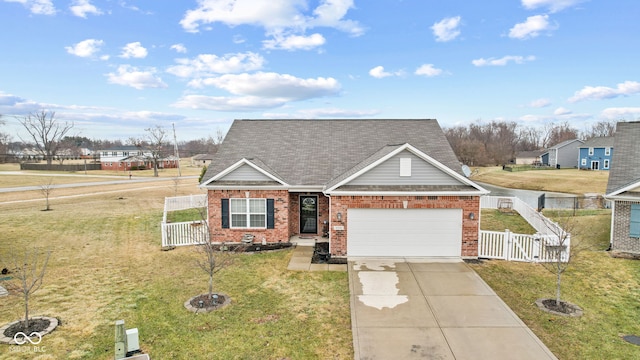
left=347, top=208, right=462, bottom=257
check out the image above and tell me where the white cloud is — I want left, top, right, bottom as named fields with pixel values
left=65, top=39, right=104, bottom=58
left=180, top=0, right=363, bottom=45
left=106, top=65, right=168, bottom=90
left=6, top=0, right=57, bottom=15
left=263, top=33, right=326, bottom=51
left=70, top=0, right=102, bottom=18
left=166, top=52, right=265, bottom=78
left=554, top=107, right=572, bottom=115
left=522, top=0, right=584, bottom=13
left=263, top=108, right=380, bottom=118
left=120, top=42, right=148, bottom=59
left=601, top=107, right=640, bottom=120
left=170, top=44, right=187, bottom=53
left=529, top=98, right=551, bottom=108
left=472, top=55, right=535, bottom=67
left=368, top=66, right=403, bottom=79
left=431, top=16, right=461, bottom=42
left=509, top=14, right=555, bottom=39
left=415, top=64, right=443, bottom=77
left=568, top=81, right=640, bottom=102
left=172, top=95, right=287, bottom=111
left=190, top=72, right=341, bottom=100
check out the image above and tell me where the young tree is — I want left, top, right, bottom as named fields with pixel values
left=17, top=110, right=74, bottom=168
left=537, top=210, right=582, bottom=310
left=40, top=178, right=55, bottom=211
left=1, top=247, right=52, bottom=332
left=192, top=208, right=240, bottom=300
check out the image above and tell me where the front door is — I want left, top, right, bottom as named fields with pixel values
left=300, top=196, right=318, bottom=234
left=591, top=161, right=599, bottom=170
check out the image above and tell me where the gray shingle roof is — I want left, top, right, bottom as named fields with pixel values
left=201, top=119, right=463, bottom=186
left=580, top=136, right=615, bottom=148
left=606, top=122, right=640, bottom=194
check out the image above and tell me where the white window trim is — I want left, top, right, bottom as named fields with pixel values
left=605, top=147, right=611, bottom=156
left=230, top=198, right=267, bottom=229
left=604, top=159, right=610, bottom=169
left=581, top=158, right=587, bottom=166
left=588, top=148, right=594, bottom=156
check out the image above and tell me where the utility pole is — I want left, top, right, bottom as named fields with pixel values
left=172, top=122, right=181, bottom=177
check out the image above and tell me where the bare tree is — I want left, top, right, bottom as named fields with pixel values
left=192, top=208, right=240, bottom=299
left=17, top=111, right=74, bottom=168
left=40, top=178, right=55, bottom=211
left=537, top=210, right=584, bottom=310
left=1, top=247, right=51, bottom=332
left=0, top=115, right=12, bottom=163
left=581, top=120, right=617, bottom=140
left=144, top=125, right=168, bottom=177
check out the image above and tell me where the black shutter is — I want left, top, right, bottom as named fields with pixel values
left=267, top=199, right=275, bottom=229
left=221, top=198, right=229, bottom=229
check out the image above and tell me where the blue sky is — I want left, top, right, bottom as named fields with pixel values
left=1, top=0, right=639, bottom=141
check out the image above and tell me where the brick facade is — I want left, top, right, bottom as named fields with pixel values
left=207, top=189, right=290, bottom=243
left=612, top=200, right=640, bottom=253
left=329, top=195, right=480, bottom=257
left=207, top=190, right=480, bottom=258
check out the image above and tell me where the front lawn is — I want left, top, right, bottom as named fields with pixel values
left=0, top=186, right=352, bottom=359
left=472, top=208, right=640, bottom=359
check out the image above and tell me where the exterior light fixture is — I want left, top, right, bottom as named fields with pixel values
left=469, top=212, right=475, bottom=220
left=337, top=212, right=342, bottom=221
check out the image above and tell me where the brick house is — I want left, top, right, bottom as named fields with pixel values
left=200, top=119, right=488, bottom=259
left=605, top=121, right=640, bottom=254
left=98, top=146, right=179, bottom=171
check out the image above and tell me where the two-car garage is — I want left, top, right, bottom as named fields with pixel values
left=346, top=208, right=463, bottom=258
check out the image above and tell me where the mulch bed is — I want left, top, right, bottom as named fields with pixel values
left=311, top=242, right=347, bottom=264
left=535, top=298, right=583, bottom=317
left=3, top=318, right=50, bottom=339
left=185, top=293, right=231, bottom=313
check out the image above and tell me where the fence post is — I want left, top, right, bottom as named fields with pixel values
left=504, top=229, right=511, bottom=261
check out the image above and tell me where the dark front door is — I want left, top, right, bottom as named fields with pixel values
left=300, top=196, right=318, bottom=234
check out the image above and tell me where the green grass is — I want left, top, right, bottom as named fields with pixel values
left=166, top=208, right=207, bottom=223
left=0, top=185, right=352, bottom=359
left=471, top=208, right=640, bottom=359
left=480, top=209, right=536, bottom=234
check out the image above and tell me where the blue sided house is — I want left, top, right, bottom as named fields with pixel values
left=578, top=137, right=615, bottom=170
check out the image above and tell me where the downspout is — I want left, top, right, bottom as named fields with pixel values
left=323, top=190, right=332, bottom=255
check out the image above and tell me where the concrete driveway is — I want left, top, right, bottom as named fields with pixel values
left=348, top=258, right=557, bottom=360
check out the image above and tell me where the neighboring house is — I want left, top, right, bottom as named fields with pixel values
left=191, top=154, right=215, bottom=167
left=605, top=122, right=640, bottom=254
left=578, top=137, right=614, bottom=170
left=540, top=139, right=584, bottom=168
left=515, top=150, right=543, bottom=165
left=200, top=119, right=489, bottom=259
left=98, top=146, right=178, bottom=171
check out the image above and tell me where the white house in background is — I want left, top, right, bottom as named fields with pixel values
left=98, top=146, right=180, bottom=171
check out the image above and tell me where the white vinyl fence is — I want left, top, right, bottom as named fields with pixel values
left=479, top=196, right=570, bottom=263
left=162, top=194, right=210, bottom=247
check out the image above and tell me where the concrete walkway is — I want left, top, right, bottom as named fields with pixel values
left=286, top=239, right=347, bottom=271
left=349, top=258, right=557, bottom=360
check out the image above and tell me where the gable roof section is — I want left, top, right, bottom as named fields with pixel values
left=579, top=136, right=614, bottom=148
left=202, top=158, right=288, bottom=187
left=201, top=119, right=466, bottom=188
left=549, top=139, right=583, bottom=150
left=606, top=122, right=640, bottom=198
left=325, top=143, right=488, bottom=195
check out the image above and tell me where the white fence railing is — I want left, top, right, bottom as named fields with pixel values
left=162, top=194, right=209, bottom=247
left=162, top=221, right=209, bottom=247
left=479, top=196, right=570, bottom=263
left=163, top=194, right=207, bottom=221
